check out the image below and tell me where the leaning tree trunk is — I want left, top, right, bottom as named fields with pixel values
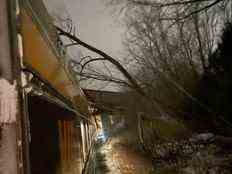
left=56, top=27, right=165, bottom=116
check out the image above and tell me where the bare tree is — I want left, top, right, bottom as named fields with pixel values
left=52, top=0, right=231, bottom=121
left=110, top=0, right=228, bottom=21
left=56, top=26, right=167, bottom=116
left=109, top=0, right=231, bottom=112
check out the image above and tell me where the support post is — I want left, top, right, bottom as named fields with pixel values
left=0, top=1, right=18, bottom=174
left=0, top=0, right=24, bottom=174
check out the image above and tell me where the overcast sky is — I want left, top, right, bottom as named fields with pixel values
left=43, top=0, right=125, bottom=90
left=43, top=0, right=124, bottom=58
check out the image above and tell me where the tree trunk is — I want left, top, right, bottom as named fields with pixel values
left=56, top=27, right=165, bottom=116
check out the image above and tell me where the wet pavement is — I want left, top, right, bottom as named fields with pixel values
left=95, top=136, right=153, bottom=174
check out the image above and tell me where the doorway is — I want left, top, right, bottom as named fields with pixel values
left=28, top=95, right=74, bottom=174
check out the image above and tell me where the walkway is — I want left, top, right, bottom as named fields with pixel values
left=95, top=135, right=153, bottom=174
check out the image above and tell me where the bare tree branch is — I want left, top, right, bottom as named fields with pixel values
left=81, top=58, right=106, bottom=73
left=128, top=0, right=215, bottom=7
left=56, top=26, right=146, bottom=96
left=56, top=26, right=166, bottom=115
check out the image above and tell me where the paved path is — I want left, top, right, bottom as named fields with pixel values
left=98, top=137, right=153, bottom=174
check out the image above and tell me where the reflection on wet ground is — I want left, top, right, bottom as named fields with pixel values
left=94, top=132, right=153, bottom=174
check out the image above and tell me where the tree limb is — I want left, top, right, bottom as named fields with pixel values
left=56, top=26, right=145, bottom=96
left=128, top=0, right=220, bottom=7
left=56, top=26, right=165, bottom=115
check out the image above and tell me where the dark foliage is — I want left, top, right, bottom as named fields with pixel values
left=189, top=22, right=232, bottom=134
